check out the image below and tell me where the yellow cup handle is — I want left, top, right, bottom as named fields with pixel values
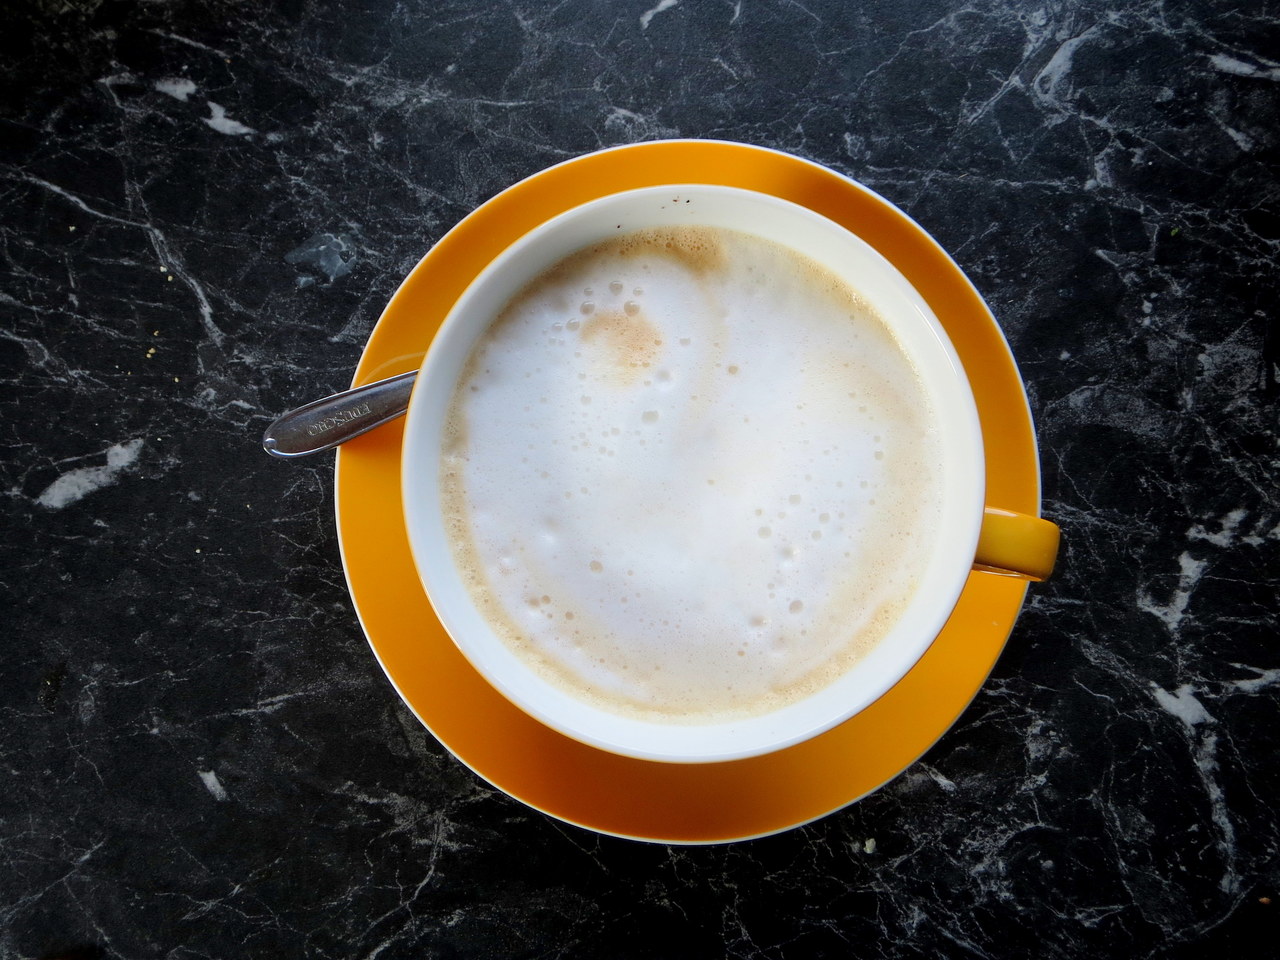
left=974, top=507, right=1060, bottom=581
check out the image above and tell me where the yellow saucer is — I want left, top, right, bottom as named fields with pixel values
left=335, top=141, right=1039, bottom=843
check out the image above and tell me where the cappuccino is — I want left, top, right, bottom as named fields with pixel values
left=439, top=226, right=943, bottom=723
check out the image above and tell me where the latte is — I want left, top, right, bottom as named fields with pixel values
left=439, top=225, right=943, bottom=723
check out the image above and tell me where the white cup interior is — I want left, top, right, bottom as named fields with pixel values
left=401, top=185, right=984, bottom=764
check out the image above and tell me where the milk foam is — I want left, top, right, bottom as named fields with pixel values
left=440, top=226, right=943, bottom=723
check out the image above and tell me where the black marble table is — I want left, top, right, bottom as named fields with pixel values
left=3, top=1, right=1277, bottom=957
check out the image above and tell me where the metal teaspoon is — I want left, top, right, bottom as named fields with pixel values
left=262, top=370, right=418, bottom=459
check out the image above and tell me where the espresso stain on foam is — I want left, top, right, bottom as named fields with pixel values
left=578, top=308, right=662, bottom=385
left=540, top=225, right=727, bottom=286
left=605, top=225, right=728, bottom=278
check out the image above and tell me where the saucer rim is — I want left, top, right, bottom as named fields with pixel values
left=335, top=138, right=1038, bottom=844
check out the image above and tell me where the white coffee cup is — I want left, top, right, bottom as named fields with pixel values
left=401, top=184, right=1052, bottom=764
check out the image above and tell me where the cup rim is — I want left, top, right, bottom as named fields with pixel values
left=401, top=183, right=985, bottom=763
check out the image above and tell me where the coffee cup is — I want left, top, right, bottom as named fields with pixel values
left=401, top=184, right=1058, bottom=764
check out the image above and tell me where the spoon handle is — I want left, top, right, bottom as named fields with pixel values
left=262, top=370, right=418, bottom=459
